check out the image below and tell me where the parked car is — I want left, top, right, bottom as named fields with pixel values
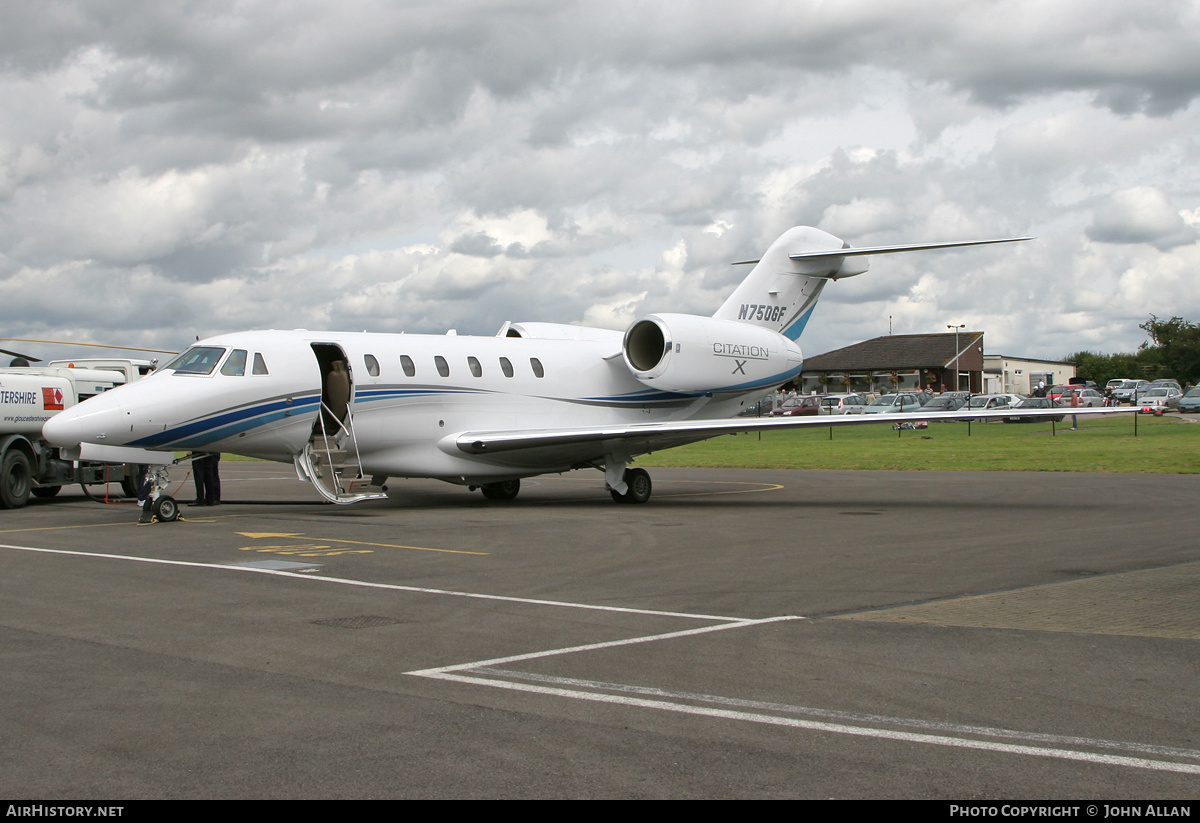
left=737, top=396, right=776, bottom=417
left=1111, top=379, right=1150, bottom=404
left=1137, top=387, right=1182, bottom=414
left=816, top=393, right=869, bottom=415
left=862, top=393, right=924, bottom=414
left=921, top=395, right=968, bottom=412
left=1003, top=397, right=1065, bottom=423
left=967, top=393, right=1024, bottom=411
left=1177, top=387, right=1200, bottom=413
left=770, top=395, right=822, bottom=417
left=1055, top=387, right=1105, bottom=407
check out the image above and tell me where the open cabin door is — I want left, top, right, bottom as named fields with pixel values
left=294, top=343, right=386, bottom=504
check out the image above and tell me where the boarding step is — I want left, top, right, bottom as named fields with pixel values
left=342, top=476, right=381, bottom=494
left=295, top=443, right=387, bottom=506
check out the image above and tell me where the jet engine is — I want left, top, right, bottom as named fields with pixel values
left=622, top=313, right=803, bottom=394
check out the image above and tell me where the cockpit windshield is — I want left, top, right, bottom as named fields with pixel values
left=164, top=346, right=227, bottom=375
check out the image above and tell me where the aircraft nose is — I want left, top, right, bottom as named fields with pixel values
left=42, top=392, right=125, bottom=447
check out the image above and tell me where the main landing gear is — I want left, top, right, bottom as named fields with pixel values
left=470, top=466, right=654, bottom=504
left=479, top=479, right=521, bottom=501
left=608, top=467, right=652, bottom=504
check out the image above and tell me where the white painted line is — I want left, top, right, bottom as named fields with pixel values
left=477, top=668, right=1200, bottom=762
left=421, top=670, right=1200, bottom=776
left=0, top=542, right=743, bottom=622
left=406, top=616, right=802, bottom=676
left=12, top=541, right=1195, bottom=775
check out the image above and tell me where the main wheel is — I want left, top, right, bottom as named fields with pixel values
left=609, top=467, right=652, bottom=504
left=32, top=485, right=62, bottom=499
left=152, top=495, right=179, bottom=522
left=480, top=479, right=521, bottom=501
left=121, top=467, right=140, bottom=498
left=0, top=451, right=32, bottom=509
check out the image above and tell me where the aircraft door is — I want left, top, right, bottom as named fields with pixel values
left=310, top=343, right=353, bottom=437
left=296, top=343, right=384, bottom=504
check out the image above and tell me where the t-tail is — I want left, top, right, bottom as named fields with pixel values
left=713, top=226, right=1032, bottom=341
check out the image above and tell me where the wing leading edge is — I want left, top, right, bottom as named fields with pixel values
left=452, top=406, right=1129, bottom=459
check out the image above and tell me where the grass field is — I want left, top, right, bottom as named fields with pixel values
left=636, top=413, right=1200, bottom=474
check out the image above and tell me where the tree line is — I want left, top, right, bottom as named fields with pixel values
left=1067, top=315, right=1200, bottom=388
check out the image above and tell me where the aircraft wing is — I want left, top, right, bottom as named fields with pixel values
left=452, top=406, right=1130, bottom=464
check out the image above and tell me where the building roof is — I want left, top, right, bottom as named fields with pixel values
left=804, top=332, right=984, bottom=372
left=983, top=354, right=1074, bottom=366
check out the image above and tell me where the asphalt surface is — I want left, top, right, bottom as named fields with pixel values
left=1, top=462, right=1198, bottom=799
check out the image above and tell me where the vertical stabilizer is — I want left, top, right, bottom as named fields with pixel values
left=713, top=227, right=858, bottom=341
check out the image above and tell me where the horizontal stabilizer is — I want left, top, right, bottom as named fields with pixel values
left=789, top=237, right=1033, bottom=261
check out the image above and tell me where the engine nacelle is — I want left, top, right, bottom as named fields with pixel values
left=623, top=313, right=803, bottom=394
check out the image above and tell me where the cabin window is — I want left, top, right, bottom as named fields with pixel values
left=252, top=353, right=269, bottom=375
left=220, top=349, right=247, bottom=376
left=499, top=357, right=514, bottom=378
left=435, top=356, right=450, bottom=377
left=530, top=357, right=545, bottom=378
left=400, top=355, right=416, bottom=377
left=364, top=354, right=380, bottom=377
left=166, top=346, right=226, bottom=375
left=468, top=356, right=482, bottom=378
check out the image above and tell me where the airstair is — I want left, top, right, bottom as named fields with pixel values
left=294, top=400, right=386, bottom=504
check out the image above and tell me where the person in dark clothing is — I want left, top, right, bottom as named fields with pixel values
left=189, top=453, right=221, bottom=506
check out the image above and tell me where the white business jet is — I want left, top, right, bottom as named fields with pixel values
left=45, top=226, right=1046, bottom=506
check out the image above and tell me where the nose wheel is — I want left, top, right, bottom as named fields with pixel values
left=609, top=468, right=652, bottom=504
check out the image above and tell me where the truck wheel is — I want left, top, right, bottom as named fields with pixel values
left=121, top=471, right=140, bottom=498
left=152, top=495, right=179, bottom=523
left=32, top=485, right=62, bottom=499
left=0, top=451, right=32, bottom=509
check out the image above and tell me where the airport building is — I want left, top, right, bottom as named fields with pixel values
left=982, top=355, right=1076, bottom=396
left=798, top=332, right=1078, bottom=396
left=798, top=331, right=985, bottom=394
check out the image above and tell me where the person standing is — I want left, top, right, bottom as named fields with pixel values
left=190, top=453, right=222, bottom=506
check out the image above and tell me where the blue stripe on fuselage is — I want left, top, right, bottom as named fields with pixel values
left=130, top=394, right=321, bottom=449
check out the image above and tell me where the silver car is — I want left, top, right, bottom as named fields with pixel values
left=817, top=393, right=869, bottom=415
left=1178, top=387, right=1200, bottom=413
left=1111, top=379, right=1149, bottom=404
left=1137, top=386, right=1182, bottom=414
left=862, top=393, right=923, bottom=414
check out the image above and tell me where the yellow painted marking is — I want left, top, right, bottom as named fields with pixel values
left=238, top=545, right=371, bottom=558
left=0, top=521, right=136, bottom=534
left=657, top=482, right=785, bottom=499
left=237, top=532, right=305, bottom=538
left=238, top=531, right=486, bottom=556
left=317, top=536, right=487, bottom=556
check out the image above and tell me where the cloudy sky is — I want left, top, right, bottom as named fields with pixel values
left=2, top=0, right=1198, bottom=364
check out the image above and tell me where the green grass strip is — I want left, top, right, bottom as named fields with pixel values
left=637, top=414, right=1200, bottom=473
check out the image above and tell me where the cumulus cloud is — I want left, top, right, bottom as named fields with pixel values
left=1, top=0, right=1199, bottom=364
left=1086, top=186, right=1197, bottom=250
